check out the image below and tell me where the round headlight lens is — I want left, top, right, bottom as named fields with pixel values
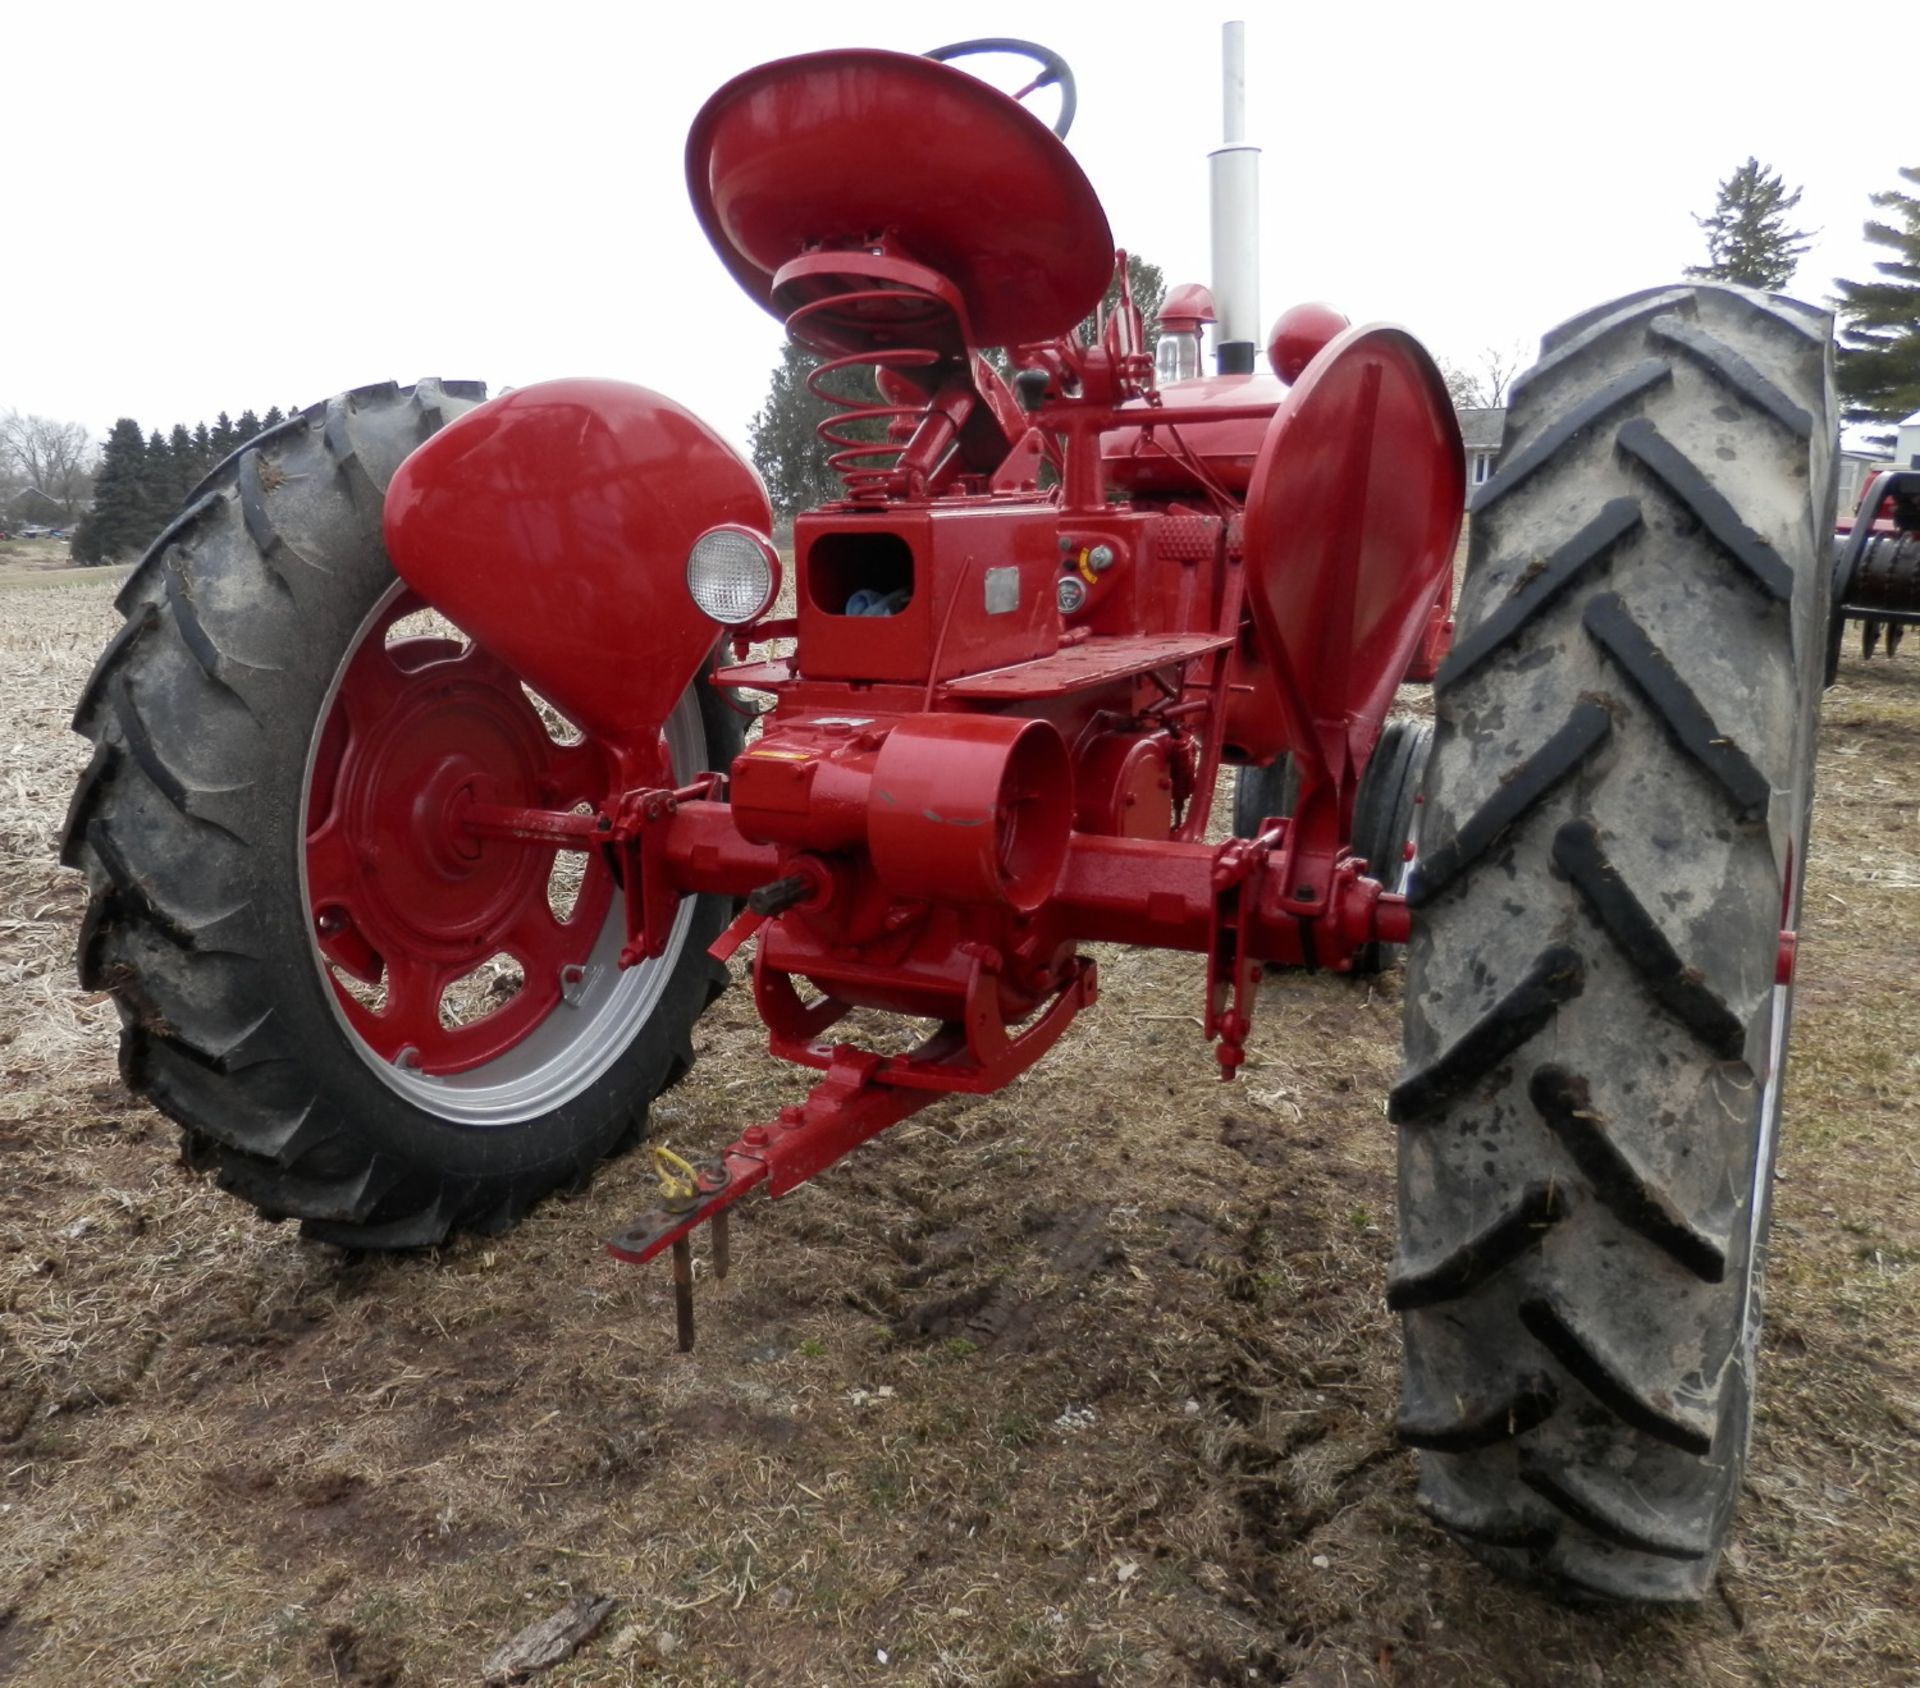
left=686, top=526, right=778, bottom=625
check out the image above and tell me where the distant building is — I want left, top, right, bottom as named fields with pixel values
left=1457, top=407, right=1505, bottom=495
left=1836, top=414, right=1918, bottom=518
left=4, top=486, right=65, bottom=522
left=1837, top=448, right=1893, bottom=516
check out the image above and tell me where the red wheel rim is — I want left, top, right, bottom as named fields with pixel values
left=303, top=590, right=617, bottom=1077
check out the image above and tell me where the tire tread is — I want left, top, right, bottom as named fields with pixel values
left=1394, top=282, right=1833, bottom=1602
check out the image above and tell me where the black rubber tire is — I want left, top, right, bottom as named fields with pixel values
left=1348, top=717, right=1432, bottom=974
left=1231, top=718, right=1431, bottom=975
left=1826, top=530, right=1859, bottom=685
left=1390, top=284, right=1834, bottom=1602
left=1230, top=753, right=1298, bottom=841
left=61, top=379, right=743, bottom=1248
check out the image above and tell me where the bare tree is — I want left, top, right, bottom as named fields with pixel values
left=1439, top=342, right=1529, bottom=410
left=0, top=410, right=96, bottom=521
left=1437, top=358, right=1482, bottom=411
left=1473, top=342, right=1527, bottom=409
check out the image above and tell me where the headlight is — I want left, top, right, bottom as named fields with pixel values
left=686, top=526, right=778, bottom=625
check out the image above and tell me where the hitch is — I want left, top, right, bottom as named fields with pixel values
left=608, top=959, right=1099, bottom=1349
left=1204, top=821, right=1413, bottom=1080
left=606, top=1048, right=933, bottom=1350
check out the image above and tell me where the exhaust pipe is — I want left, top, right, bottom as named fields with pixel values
left=1209, top=19, right=1261, bottom=374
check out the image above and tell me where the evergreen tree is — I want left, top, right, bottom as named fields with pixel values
left=261, top=405, right=286, bottom=430
left=211, top=412, right=237, bottom=457
left=1078, top=251, right=1167, bottom=355
left=235, top=409, right=262, bottom=445
left=140, top=429, right=176, bottom=536
left=69, top=420, right=149, bottom=563
left=168, top=424, right=197, bottom=502
left=981, top=252, right=1169, bottom=375
left=193, top=421, right=212, bottom=471
left=1835, top=164, right=1920, bottom=433
left=1686, top=157, right=1812, bottom=290
left=748, top=341, right=860, bottom=518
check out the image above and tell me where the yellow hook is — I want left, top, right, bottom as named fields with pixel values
left=649, top=1143, right=701, bottom=1203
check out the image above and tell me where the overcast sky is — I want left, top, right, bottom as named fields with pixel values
left=3, top=0, right=1902, bottom=457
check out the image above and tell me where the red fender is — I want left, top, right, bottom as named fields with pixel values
left=383, top=379, right=769, bottom=773
left=1240, top=325, right=1463, bottom=804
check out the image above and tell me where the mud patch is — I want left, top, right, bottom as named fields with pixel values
left=316, top=1621, right=405, bottom=1688
left=893, top=1205, right=1123, bottom=1352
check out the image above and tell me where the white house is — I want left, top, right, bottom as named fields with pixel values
left=1838, top=448, right=1894, bottom=515
left=1897, top=410, right=1920, bottom=471
left=1836, top=413, right=1919, bottom=517
left=1457, top=407, right=1505, bottom=494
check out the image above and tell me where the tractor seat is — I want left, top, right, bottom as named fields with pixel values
left=771, top=249, right=974, bottom=364
left=687, top=48, right=1113, bottom=353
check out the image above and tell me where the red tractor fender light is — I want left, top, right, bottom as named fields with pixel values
left=687, top=524, right=781, bottom=625
left=868, top=716, right=1073, bottom=912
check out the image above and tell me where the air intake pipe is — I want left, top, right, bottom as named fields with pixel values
left=1209, top=20, right=1261, bottom=375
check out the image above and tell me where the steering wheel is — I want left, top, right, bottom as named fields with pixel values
left=924, top=38, right=1078, bottom=139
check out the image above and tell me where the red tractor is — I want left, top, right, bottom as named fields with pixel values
left=63, top=37, right=1837, bottom=1605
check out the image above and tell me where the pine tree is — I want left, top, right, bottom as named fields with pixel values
left=235, top=409, right=262, bottom=445
left=193, top=421, right=212, bottom=471
left=69, top=420, right=149, bottom=563
left=748, top=341, right=859, bottom=518
left=261, top=405, right=286, bottom=430
left=137, top=428, right=174, bottom=539
left=211, top=412, right=237, bottom=457
left=167, top=424, right=197, bottom=503
left=1835, top=164, right=1920, bottom=433
left=1078, top=251, right=1167, bottom=354
left=1686, top=158, right=1812, bottom=290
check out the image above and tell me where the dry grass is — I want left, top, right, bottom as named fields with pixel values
left=1, top=577, right=1916, bottom=1687
left=0, top=539, right=112, bottom=591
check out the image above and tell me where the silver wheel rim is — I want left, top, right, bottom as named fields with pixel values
left=298, top=579, right=705, bottom=1126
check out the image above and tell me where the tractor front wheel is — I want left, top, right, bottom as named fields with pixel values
left=62, top=381, right=741, bottom=1247
left=1392, top=284, right=1833, bottom=1601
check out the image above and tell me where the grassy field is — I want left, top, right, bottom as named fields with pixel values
left=0, top=538, right=119, bottom=592
left=1, top=575, right=1915, bottom=1687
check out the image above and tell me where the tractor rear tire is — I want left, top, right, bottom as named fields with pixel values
left=62, top=380, right=742, bottom=1248
left=1391, top=284, right=1833, bottom=1601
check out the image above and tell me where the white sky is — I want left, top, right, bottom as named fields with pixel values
left=2, top=0, right=1899, bottom=456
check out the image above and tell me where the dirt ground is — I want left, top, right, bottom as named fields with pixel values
left=1, top=575, right=1916, bottom=1688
